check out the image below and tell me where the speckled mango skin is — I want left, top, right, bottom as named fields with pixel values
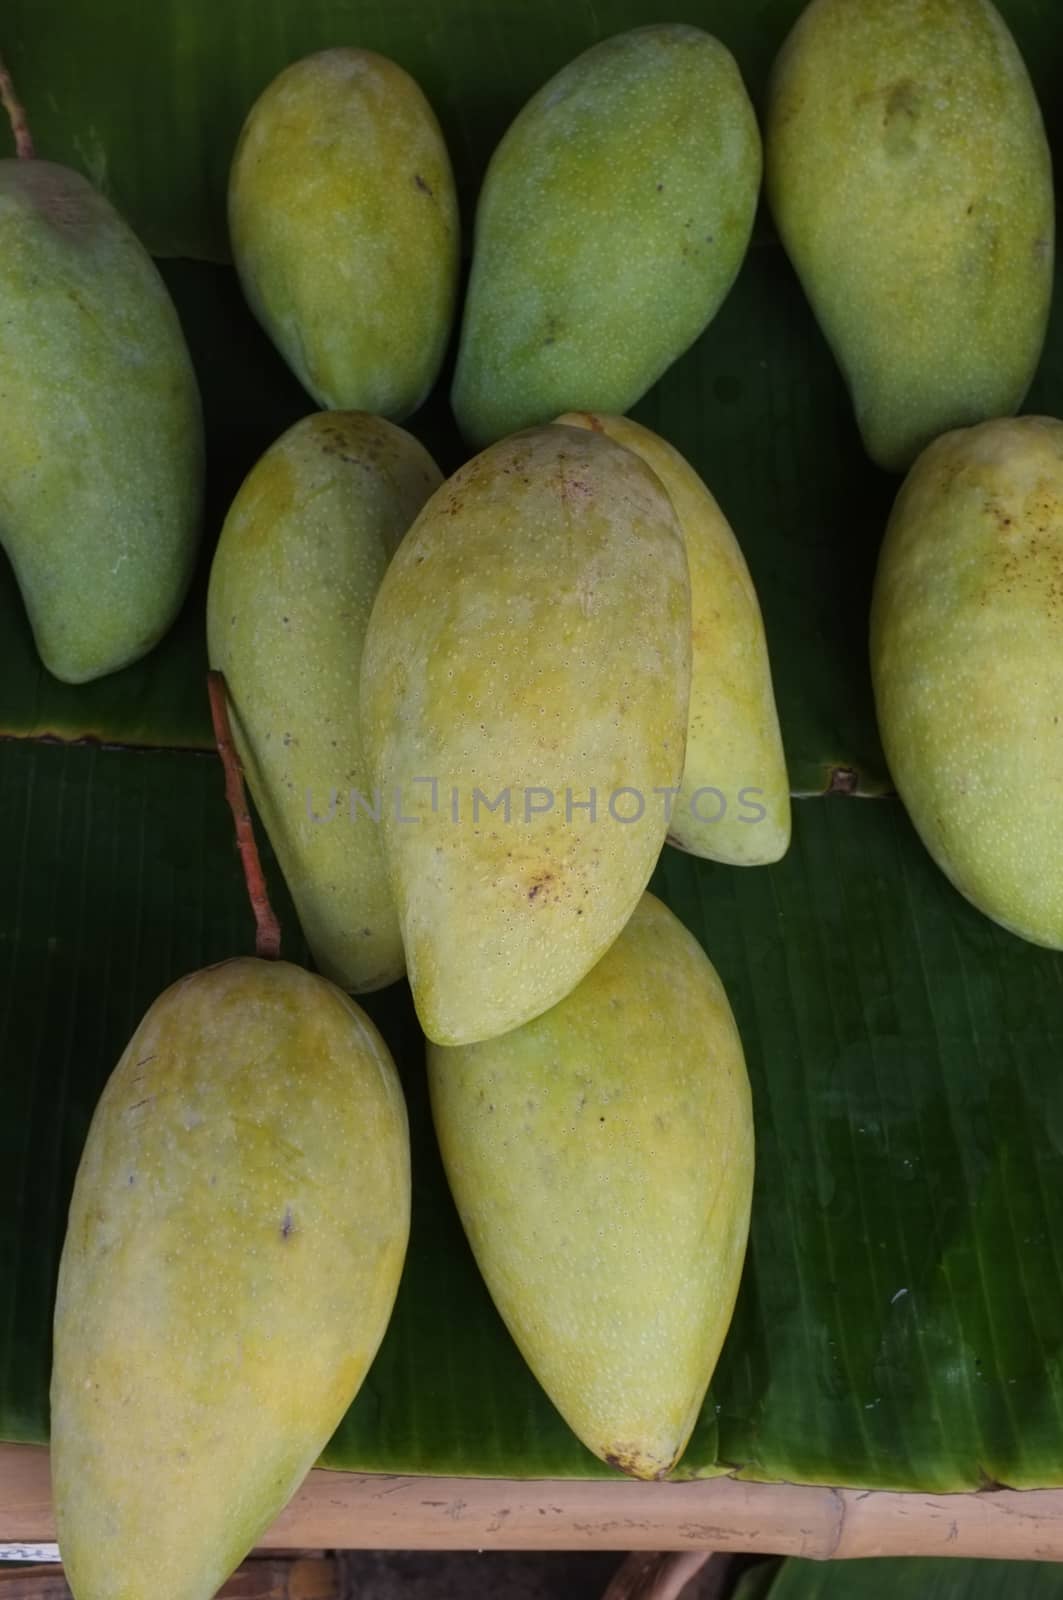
left=207, top=414, right=441, bottom=993
left=51, top=958, right=410, bottom=1600
left=428, top=892, right=753, bottom=1479
left=871, top=417, right=1063, bottom=947
left=451, top=25, right=761, bottom=449
left=359, top=424, right=691, bottom=1047
left=0, top=159, right=203, bottom=682
left=766, top=0, right=1053, bottom=474
left=229, top=50, right=459, bottom=419
left=559, top=413, right=790, bottom=864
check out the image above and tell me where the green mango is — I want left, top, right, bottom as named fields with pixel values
left=51, top=957, right=410, bottom=1600
left=0, top=158, right=203, bottom=682
left=360, top=423, right=691, bottom=1046
left=229, top=49, right=459, bottom=419
left=559, top=412, right=790, bottom=864
left=870, top=416, right=1063, bottom=947
left=766, top=0, right=1054, bottom=474
left=429, top=892, right=754, bottom=1479
left=451, top=25, right=761, bottom=449
left=207, top=413, right=441, bottom=993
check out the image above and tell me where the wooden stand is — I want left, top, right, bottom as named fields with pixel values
left=3, top=1443, right=1062, bottom=1563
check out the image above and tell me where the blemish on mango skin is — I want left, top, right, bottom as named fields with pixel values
left=604, top=1446, right=673, bottom=1482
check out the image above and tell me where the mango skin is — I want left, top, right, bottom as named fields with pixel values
left=51, top=957, right=410, bottom=1600
left=871, top=417, right=1063, bottom=947
left=765, top=0, right=1054, bottom=474
left=360, top=424, right=691, bottom=1047
left=451, top=25, right=762, bottom=449
left=207, top=414, right=441, bottom=992
left=229, top=49, right=459, bottom=419
left=0, top=160, right=204, bottom=682
left=559, top=413, right=790, bottom=864
left=429, top=892, right=754, bottom=1479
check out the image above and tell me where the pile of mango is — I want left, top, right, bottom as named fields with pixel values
left=0, top=0, right=1058, bottom=1593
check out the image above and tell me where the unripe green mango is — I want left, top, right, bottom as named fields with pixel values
left=207, top=413, right=441, bottom=993
left=559, top=413, right=790, bottom=864
left=871, top=416, right=1063, bottom=947
left=360, top=424, right=691, bottom=1046
left=229, top=49, right=459, bottom=419
left=0, top=159, right=203, bottom=682
left=429, top=892, right=754, bottom=1479
left=451, top=25, right=762, bottom=449
left=51, top=957, right=410, bottom=1600
left=766, top=0, right=1054, bottom=474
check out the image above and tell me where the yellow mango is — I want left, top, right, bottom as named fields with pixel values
left=559, top=413, right=790, bottom=863
left=360, top=424, right=691, bottom=1046
left=207, top=413, right=441, bottom=992
left=871, top=416, right=1063, bottom=946
left=766, top=0, right=1053, bottom=472
left=229, top=50, right=459, bottom=418
left=51, top=958, right=410, bottom=1600
left=429, top=892, right=754, bottom=1479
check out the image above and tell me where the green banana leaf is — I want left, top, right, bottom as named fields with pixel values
left=734, top=1557, right=1063, bottom=1599
left=5, top=0, right=1063, bottom=262
left=3, top=736, right=1063, bottom=1490
left=2, top=0, right=1063, bottom=1495
left=3, top=0, right=1061, bottom=786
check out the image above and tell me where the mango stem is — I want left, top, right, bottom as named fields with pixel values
left=0, top=53, right=34, bottom=160
left=207, top=670, right=281, bottom=961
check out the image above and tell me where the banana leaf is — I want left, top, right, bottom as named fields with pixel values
left=2, top=736, right=1063, bottom=1490
left=734, top=1558, right=1063, bottom=1598
left=2, top=0, right=1063, bottom=1494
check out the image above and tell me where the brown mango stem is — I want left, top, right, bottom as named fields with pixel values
left=207, top=670, right=281, bottom=961
left=0, top=53, right=34, bottom=160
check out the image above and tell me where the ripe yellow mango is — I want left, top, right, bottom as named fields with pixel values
left=871, top=416, right=1063, bottom=947
left=0, top=159, right=203, bottom=681
left=451, top=25, right=761, bottom=448
left=51, top=958, right=410, bottom=1600
left=766, top=0, right=1053, bottom=472
left=207, top=413, right=441, bottom=992
left=229, top=49, right=459, bottom=419
left=360, top=424, right=691, bottom=1046
left=559, top=413, right=790, bottom=864
left=429, top=892, right=754, bottom=1479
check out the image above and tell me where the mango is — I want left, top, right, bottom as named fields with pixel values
left=0, top=158, right=203, bottom=681
left=871, top=416, right=1063, bottom=947
left=429, top=892, right=754, bottom=1479
left=51, top=957, right=410, bottom=1600
left=559, top=413, right=790, bottom=864
left=229, top=49, right=459, bottom=419
left=359, top=423, right=691, bottom=1046
left=207, top=413, right=441, bottom=993
left=766, top=0, right=1054, bottom=474
left=451, top=25, right=761, bottom=449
